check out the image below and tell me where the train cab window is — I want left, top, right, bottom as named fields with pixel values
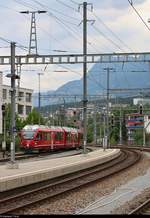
left=22, top=130, right=35, bottom=139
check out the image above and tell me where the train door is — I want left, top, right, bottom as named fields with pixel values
left=72, top=133, right=75, bottom=148
left=54, top=131, right=64, bottom=149
left=66, top=132, right=72, bottom=148
left=34, top=131, right=43, bottom=149
left=74, top=133, right=79, bottom=147
left=51, top=131, right=54, bottom=150
left=42, top=131, right=51, bottom=150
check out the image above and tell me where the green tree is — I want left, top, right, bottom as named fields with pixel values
left=25, top=108, right=45, bottom=125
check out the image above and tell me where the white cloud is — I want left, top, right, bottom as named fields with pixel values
left=0, top=0, right=150, bottom=92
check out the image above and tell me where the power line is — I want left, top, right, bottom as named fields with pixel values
left=91, top=10, right=134, bottom=52
left=13, top=0, right=78, bottom=53
left=0, top=36, right=11, bottom=44
left=32, top=0, right=80, bottom=21
left=13, top=0, right=36, bottom=10
left=92, top=25, right=125, bottom=52
left=128, top=0, right=150, bottom=33
left=70, top=0, right=79, bottom=5
left=30, top=0, right=82, bottom=43
left=56, top=0, right=79, bottom=13
left=31, top=0, right=103, bottom=54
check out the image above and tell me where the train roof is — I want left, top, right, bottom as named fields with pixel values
left=126, top=113, right=144, bottom=116
left=22, top=125, right=82, bottom=133
left=22, top=125, right=50, bottom=131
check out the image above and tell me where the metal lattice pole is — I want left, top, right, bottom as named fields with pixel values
left=20, top=10, right=47, bottom=55
left=29, top=12, right=37, bottom=55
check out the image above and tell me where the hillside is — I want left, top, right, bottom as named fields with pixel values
left=33, top=61, right=150, bottom=107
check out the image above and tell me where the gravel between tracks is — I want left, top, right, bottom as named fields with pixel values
left=111, top=187, right=150, bottom=214
left=14, top=151, right=150, bottom=215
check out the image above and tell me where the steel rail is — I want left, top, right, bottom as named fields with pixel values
left=0, top=147, right=90, bottom=164
left=128, top=198, right=150, bottom=215
left=0, top=149, right=141, bottom=215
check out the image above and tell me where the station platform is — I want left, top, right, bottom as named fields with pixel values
left=0, top=148, right=120, bottom=192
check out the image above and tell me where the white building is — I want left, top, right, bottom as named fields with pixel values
left=133, top=98, right=150, bottom=105
left=0, top=72, right=33, bottom=134
left=144, top=115, right=150, bottom=134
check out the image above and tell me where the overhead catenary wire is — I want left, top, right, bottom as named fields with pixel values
left=31, top=0, right=101, bottom=54
left=12, top=0, right=79, bottom=53
left=56, top=0, right=79, bottom=13
left=90, top=10, right=134, bottom=53
left=127, top=0, right=150, bottom=33
left=32, top=0, right=81, bottom=22
left=92, top=25, right=126, bottom=53
left=1, top=0, right=147, bottom=89
left=30, top=0, right=83, bottom=43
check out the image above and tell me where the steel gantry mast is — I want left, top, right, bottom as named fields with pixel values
left=20, top=10, right=47, bottom=55
left=1, top=52, right=150, bottom=65
left=2, top=1, right=150, bottom=166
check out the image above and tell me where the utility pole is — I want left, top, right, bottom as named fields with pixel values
left=93, top=102, right=97, bottom=145
left=103, top=67, right=114, bottom=148
left=20, top=10, right=47, bottom=55
left=38, top=72, right=44, bottom=125
left=103, top=109, right=106, bottom=151
left=119, top=105, right=123, bottom=145
left=6, top=42, right=19, bottom=168
left=79, top=2, right=93, bottom=154
left=99, top=111, right=102, bottom=146
left=2, top=104, right=6, bottom=156
left=11, top=42, right=16, bottom=165
left=143, top=126, right=146, bottom=146
left=62, top=97, right=66, bottom=126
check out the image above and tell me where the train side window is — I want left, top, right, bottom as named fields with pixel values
left=43, top=132, right=47, bottom=140
left=47, top=133, right=51, bottom=141
left=67, top=133, right=71, bottom=142
left=55, top=132, right=63, bottom=141
left=74, top=134, right=78, bottom=142
left=36, top=133, right=42, bottom=140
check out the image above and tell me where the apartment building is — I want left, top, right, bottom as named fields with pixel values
left=0, top=72, right=33, bottom=133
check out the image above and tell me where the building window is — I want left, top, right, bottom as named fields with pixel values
left=26, top=93, right=32, bottom=103
left=18, top=92, right=24, bottom=101
left=26, top=106, right=32, bottom=115
left=2, top=89, right=7, bottom=100
left=9, top=90, right=12, bottom=98
left=18, top=104, right=24, bottom=115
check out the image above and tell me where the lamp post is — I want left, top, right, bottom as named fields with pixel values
left=37, top=72, right=44, bottom=124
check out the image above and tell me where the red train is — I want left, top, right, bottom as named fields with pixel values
left=19, top=125, right=83, bottom=152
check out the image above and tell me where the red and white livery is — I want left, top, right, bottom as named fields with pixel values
left=19, top=125, right=82, bottom=152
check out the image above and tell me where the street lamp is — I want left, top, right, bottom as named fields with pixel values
left=37, top=72, right=44, bottom=124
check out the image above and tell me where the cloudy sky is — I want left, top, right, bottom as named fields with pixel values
left=0, top=0, right=150, bottom=92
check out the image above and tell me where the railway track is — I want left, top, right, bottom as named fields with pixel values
left=0, top=147, right=91, bottom=164
left=112, top=145, right=150, bottom=152
left=0, top=148, right=141, bottom=215
left=128, top=198, right=150, bottom=215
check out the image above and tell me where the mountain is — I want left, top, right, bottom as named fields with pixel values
left=33, top=60, right=150, bottom=107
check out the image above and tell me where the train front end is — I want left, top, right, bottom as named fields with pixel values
left=19, top=125, right=39, bottom=152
